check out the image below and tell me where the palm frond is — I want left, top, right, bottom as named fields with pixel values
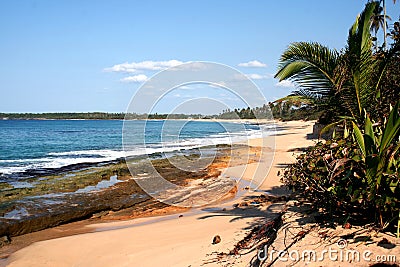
left=343, top=1, right=378, bottom=119
left=348, top=1, right=377, bottom=56
left=273, top=95, right=315, bottom=105
left=275, top=42, right=340, bottom=99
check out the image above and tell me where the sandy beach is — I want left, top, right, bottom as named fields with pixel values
left=2, top=1, right=399, bottom=266
left=3, top=120, right=317, bottom=267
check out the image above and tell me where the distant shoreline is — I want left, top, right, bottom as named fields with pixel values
left=0, top=112, right=207, bottom=121
left=0, top=107, right=274, bottom=121
left=0, top=117, right=274, bottom=124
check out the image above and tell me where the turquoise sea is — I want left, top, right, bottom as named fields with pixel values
left=0, top=119, right=270, bottom=181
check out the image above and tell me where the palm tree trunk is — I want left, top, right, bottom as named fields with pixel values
left=383, top=0, right=387, bottom=50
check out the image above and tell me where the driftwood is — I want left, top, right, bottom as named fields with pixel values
left=203, top=212, right=284, bottom=266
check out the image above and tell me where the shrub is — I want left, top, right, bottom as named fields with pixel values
left=283, top=103, right=400, bottom=231
left=283, top=139, right=373, bottom=213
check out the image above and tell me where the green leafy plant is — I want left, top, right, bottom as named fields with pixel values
left=283, top=139, right=371, bottom=214
left=283, top=101, right=399, bottom=233
left=274, top=1, right=398, bottom=124
left=278, top=0, right=400, bottom=235
left=352, top=101, right=400, bottom=228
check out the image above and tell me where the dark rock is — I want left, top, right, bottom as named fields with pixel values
left=212, top=235, right=221, bottom=244
left=0, top=235, right=11, bottom=247
left=0, top=180, right=150, bottom=237
left=0, top=149, right=237, bottom=238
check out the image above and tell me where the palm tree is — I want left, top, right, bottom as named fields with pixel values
left=275, top=1, right=381, bottom=123
left=389, top=21, right=400, bottom=43
left=383, top=0, right=387, bottom=50
left=370, top=3, right=391, bottom=51
left=274, top=42, right=341, bottom=120
left=381, top=0, right=398, bottom=50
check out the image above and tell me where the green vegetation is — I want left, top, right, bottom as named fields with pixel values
left=279, top=1, right=400, bottom=235
left=0, top=112, right=127, bottom=120
left=216, top=103, right=314, bottom=121
left=217, top=107, right=256, bottom=119
left=283, top=103, right=399, bottom=229
left=268, top=95, right=321, bottom=121
left=275, top=1, right=399, bottom=124
left=0, top=112, right=207, bottom=120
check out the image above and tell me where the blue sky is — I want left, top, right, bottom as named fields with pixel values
left=0, top=0, right=398, bottom=113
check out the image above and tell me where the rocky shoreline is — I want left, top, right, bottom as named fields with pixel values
left=0, top=144, right=261, bottom=254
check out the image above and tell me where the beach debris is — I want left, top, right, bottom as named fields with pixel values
left=212, top=235, right=221, bottom=244
left=178, top=214, right=183, bottom=218
left=318, top=229, right=330, bottom=239
left=229, top=213, right=284, bottom=258
left=294, top=230, right=307, bottom=240
left=0, top=235, right=11, bottom=247
left=343, top=222, right=352, bottom=229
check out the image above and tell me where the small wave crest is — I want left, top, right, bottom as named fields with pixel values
left=0, top=123, right=274, bottom=176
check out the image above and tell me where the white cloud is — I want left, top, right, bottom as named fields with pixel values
left=104, top=63, right=137, bottom=73
left=246, top=73, right=270, bottom=80
left=238, top=60, right=267, bottom=68
left=275, top=80, right=295, bottom=88
left=120, top=74, right=148, bottom=83
left=105, top=60, right=185, bottom=73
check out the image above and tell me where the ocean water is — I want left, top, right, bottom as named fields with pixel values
left=0, top=119, right=270, bottom=179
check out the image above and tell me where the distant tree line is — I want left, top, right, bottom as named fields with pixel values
left=216, top=100, right=319, bottom=121
left=0, top=112, right=206, bottom=120
left=0, top=112, right=128, bottom=120
left=0, top=102, right=319, bottom=121
left=145, top=113, right=204, bottom=119
left=268, top=96, right=322, bottom=121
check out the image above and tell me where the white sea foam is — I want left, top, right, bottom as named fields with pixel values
left=0, top=124, right=275, bottom=176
